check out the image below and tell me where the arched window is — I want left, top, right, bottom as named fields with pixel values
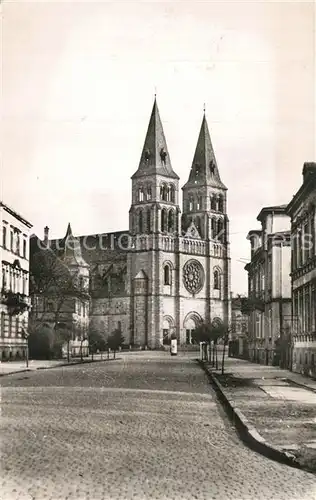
left=161, top=209, right=168, bottom=232
left=168, top=210, right=175, bottom=233
left=218, top=195, right=224, bottom=212
left=160, top=184, right=168, bottom=201
left=138, top=187, right=144, bottom=202
left=195, top=216, right=202, bottom=237
left=210, top=196, right=217, bottom=211
left=211, top=218, right=216, bottom=238
left=170, top=185, right=175, bottom=203
left=146, top=185, right=152, bottom=201
left=164, top=265, right=171, bottom=285
left=217, top=219, right=224, bottom=241
left=213, top=269, right=220, bottom=289
left=197, top=195, right=202, bottom=211
left=138, top=210, right=143, bottom=233
left=146, top=209, right=151, bottom=233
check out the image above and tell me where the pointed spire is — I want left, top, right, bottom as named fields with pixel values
left=132, top=99, right=179, bottom=179
left=62, top=223, right=88, bottom=268
left=65, top=222, right=72, bottom=238
left=184, top=114, right=226, bottom=189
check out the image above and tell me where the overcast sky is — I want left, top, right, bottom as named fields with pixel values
left=1, top=0, right=315, bottom=294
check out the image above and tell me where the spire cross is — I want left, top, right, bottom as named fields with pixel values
left=203, top=102, right=206, bottom=115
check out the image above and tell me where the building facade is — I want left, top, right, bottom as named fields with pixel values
left=32, top=99, right=231, bottom=349
left=244, top=206, right=292, bottom=366
left=286, top=162, right=316, bottom=377
left=0, top=202, right=33, bottom=360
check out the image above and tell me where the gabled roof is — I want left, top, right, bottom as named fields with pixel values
left=131, top=98, right=179, bottom=180
left=182, top=114, right=226, bottom=190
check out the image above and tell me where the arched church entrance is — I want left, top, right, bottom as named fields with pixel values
left=162, top=316, right=175, bottom=345
left=184, top=313, right=202, bottom=345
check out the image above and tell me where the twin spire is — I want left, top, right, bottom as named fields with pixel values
left=132, top=98, right=179, bottom=180
left=132, top=98, right=225, bottom=189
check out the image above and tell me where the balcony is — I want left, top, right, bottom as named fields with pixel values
left=1, top=291, right=30, bottom=315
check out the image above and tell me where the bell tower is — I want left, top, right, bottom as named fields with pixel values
left=129, top=97, right=180, bottom=237
left=182, top=112, right=228, bottom=243
left=128, top=98, right=181, bottom=348
left=182, top=111, right=231, bottom=327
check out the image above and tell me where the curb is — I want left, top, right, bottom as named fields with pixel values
left=197, top=359, right=303, bottom=471
left=0, top=357, right=121, bottom=378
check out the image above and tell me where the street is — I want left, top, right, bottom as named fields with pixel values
left=1, top=352, right=315, bottom=500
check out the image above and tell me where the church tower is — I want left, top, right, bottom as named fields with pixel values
left=182, top=112, right=231, bottom=329
left=128, top=98, right=181, bottom=347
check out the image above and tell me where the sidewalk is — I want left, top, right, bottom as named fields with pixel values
left=0, top=354, right=116, bottom=376
left=201, top=356, right=316, bottom=474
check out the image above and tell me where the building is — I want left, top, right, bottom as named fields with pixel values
left=0, top=202, right=33, bottom=360
left=229, top=294, right=248, bottom=357
left=31, top=99, right=231, bottom=349
left=286, top=162, right=316, bottom=377
left=29, top=224, right=90, bottom=358
left=244, top=205, right=291, bottom=366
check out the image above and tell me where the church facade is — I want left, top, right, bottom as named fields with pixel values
left=36, top=99, right=231, bottom=349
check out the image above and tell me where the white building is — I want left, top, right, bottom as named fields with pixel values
left=244, top=206, right=292, bottom=366
left=0, top=202, right=32, bottom=360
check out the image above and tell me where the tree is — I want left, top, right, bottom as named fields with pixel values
left=107, top=328, right=125, bottom=359
left=88, top=325, right=107, bottom=360
left=29, top=237, right=89, bottom=360
left=192, top=319, right=230, bottom=372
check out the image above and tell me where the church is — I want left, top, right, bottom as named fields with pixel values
left=32, top=99, right=231, bottom=350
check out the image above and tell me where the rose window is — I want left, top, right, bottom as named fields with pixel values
left=183, top=260, right=204, bottom=294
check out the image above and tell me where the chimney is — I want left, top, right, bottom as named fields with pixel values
left=44, top=226, right=49, bottom=246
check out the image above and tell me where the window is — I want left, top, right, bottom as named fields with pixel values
left=117, top=321, right=121, bottom=331
left=160, top=185, right=167, bottom=201
left=170, top=185, right=175, bottom=203
left=189, top=196, right=194, bottom=211
left=213, top=270, right=220, bottom=289
left=210, top=196, right=217, bottom=211
left=16, top=233, right=20, bottom=255
left=168, top=211, right=175, bottom=233
left=164, top=265, right=171, bottom=285
left=146, top=186, right=152, bottom=201
left=1, top=312, right=5, bottom=337
left=10, top=230, right=14, bottom=251
left=2, top=225, right=6, bottom=248
left=23, top=239, right=27, bottom=258
left=196, top=196, right=202, bottom=211
left=146, top=210, right=151, bottom=233
left=138, top=211, right=143, bottom=233
left=161, top=209, right=167, bottom=232
left=8, top=315, right=12, bottom=337
left=218, top=196, right=224, bottom=212
left=138, top=187, right=144, bottom=202
left=16, top=317, right=19, bottom=336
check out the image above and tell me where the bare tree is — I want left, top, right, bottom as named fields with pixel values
left=29, top=239, right=89, bottom=360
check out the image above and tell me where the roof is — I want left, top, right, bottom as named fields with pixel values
left=287, top=162, right=316, bottom=216
left=256, top=204, right=288, bottom=222
left=182, top=114, right=227, bottom=190
left=131, top=98, right=179, bottom=180
left=0, top=201, right=33, bottom=228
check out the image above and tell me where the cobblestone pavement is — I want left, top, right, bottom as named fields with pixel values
left=1, top=352, right=315, bottom=500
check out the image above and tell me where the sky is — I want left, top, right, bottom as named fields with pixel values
left=1, top=0, right=315, bottom=294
